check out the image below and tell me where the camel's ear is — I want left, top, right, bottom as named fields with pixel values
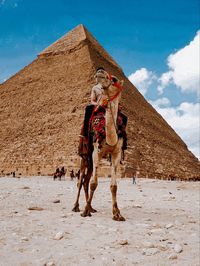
left=120, top=80, right=124, bottom=86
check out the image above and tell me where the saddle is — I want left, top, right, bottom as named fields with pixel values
left=78, top=105, right=127, bottom=157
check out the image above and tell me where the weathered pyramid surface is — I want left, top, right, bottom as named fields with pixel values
left=39, top=24, right=121, bottom=69
left=0, top=24, right=199, bottom=180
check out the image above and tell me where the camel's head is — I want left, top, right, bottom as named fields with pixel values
left=95, top=69, right=111, bottom=88
left=106, top=75, right=124, bottom=98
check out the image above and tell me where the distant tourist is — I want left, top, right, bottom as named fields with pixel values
left=70, top=170, right=75, bottom=180
left=133, top=167, right=140, bottom=184
left=76, top=169, right=80, bottom=180
left=53, top=167, right=66, bottom=181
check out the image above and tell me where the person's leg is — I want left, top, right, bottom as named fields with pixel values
left=78, top=105, right=95, bottom=156
left=83, top=105, right=95, bottom=137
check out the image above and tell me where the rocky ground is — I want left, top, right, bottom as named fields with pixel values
left=0, top=176, right=199, bottom=266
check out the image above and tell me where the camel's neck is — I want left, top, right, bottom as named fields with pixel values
left=105, top=96, right=120, bottom=146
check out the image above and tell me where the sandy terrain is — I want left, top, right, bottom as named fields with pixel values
left=0, top=176, right=199, bottom=266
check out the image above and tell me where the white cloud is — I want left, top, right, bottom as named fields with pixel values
left=158, top=71, right=173, bottom=95
left=158, top=31, right=200, bottom=95
left=149, top=97, right=171, bottom=108
left=149, top=100, right=200, bottom=159
left=128, top=32, right=200, bottom=159
left=128, top=67, right=156, bottom=96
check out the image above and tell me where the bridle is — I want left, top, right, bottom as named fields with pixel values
left=102, top=74, right=124, bottom=134
left=101, top=74, right=123, bottom=107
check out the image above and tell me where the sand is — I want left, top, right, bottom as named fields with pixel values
left=0, top=176, right=199, bottom=266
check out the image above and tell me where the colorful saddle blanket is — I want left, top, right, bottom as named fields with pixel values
left=90, top=106, right=127, bottom=146
left=78, top=105, right=127, bottom=157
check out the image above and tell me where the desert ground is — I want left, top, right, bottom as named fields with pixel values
left=0, top=176, right=199, bottom=266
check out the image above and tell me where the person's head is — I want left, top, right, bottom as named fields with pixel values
left=95, top=68, right=111, bottom=88
left=96, top=67, right=105, bottom=72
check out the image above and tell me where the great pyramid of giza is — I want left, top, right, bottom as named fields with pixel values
left=0, top=24, right=199, bottom=180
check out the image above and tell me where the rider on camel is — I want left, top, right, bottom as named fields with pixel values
left=78, top=67, right=127, bottom=157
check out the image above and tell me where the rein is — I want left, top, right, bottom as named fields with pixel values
left=102, top=80, right=123, bottom=106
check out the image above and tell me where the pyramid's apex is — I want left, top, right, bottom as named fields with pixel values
left=39, top=24, right=89, bottom=57
left=39, top=24, right=122, bottom=71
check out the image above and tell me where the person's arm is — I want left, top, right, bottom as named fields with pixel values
left=90, top=87, right=98, bottom=105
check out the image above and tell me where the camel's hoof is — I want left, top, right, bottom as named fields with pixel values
left=90, top=207, right=97, bottom=213
left=72, top=205, right=80, bottom=212
left=112, top=214, right=126, bottom=221
left=81, top=209, right=92, bottom=217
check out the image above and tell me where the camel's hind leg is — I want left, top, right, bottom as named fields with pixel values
left=110, top=142, right=125, bottom=221
left=83, top=167, right=97, bottom=213
left=81, top=146, right=99, bottom=217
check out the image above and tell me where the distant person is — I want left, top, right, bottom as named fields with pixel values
left=53, top=167, right=60, bottom=181
left=60, top=166, right=65, bottom=175
left=76, top=169, right=80, bottom=180
left=133, top=167, right=140, bottom=184
left=70, top=170, right=75, bottom=181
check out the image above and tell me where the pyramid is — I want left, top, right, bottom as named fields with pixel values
left=0, top=24, right=199, bottom=180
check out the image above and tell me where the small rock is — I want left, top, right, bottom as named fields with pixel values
left=166, top=223, right=173, bottom=229
left=188, top=219, right=196, bottom=224
left=53, top=199, right=60, bottom=203
left=152, top=223, right=161, bottom=228
left=61, top=214, right=67, bottom=218
left=168, top=196, right=175, bottom=200
left=22, top=186, right=30, bottom=189
left=143, top=248, right=159, bottom=256
left=174, top=244, right=183, bottom=253
left=151, top=228, right=164, bottom=234
left=157, top=244, right=168, bottom=251
left=168, top=253, right=178, bottom=260
left=54, top=232, right=64, bottom=240
left=21, top=237, right=29, bottom=241
left=28, top=207, right=44, bottom=211
left=44, top=261, right=55, bottom=266
left=175, top=220, right=182, bottom=226
left=145, top=218, right=152, bottom=221
left=119, top=239, right=128, bottom=245
left=143, top=242, right=154, bottom=248
left=133, top=204, right=142, bottom=208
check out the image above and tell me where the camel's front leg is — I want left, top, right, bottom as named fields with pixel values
left=72, top=158, right=86, bottom=212
left=81, top=146, right=99, bottom=217
left=72, top=172, right=84, bottom=212
left=110, top=145, right=125, bottom=221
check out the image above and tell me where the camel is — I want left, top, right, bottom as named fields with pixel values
left=72, top=73, right=125, bottom=221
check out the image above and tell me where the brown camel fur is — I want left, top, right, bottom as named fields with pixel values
left=72, top=74, right=125, bottom=221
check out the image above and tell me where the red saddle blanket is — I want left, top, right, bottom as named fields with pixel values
left=78, top=106, right=127, bottom=157
left=90, top=106, right=127, bottom=145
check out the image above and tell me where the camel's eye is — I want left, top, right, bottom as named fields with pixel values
left=112, top=77, right=118, bottom=83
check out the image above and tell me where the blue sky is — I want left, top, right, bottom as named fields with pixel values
left=0, top=0, right=199, bottom=158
